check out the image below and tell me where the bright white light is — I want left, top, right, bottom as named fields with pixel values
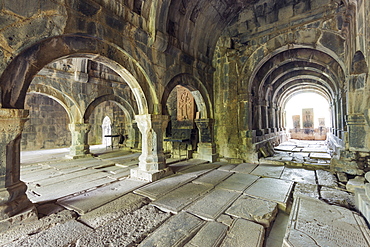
left=285, top=92, right=330, bottom=129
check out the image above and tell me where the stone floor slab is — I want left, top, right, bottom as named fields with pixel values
left=192, top=170, right=232, bottom=186
left=225, top=195, right=278, bottom=228
left=293, top=183, right=319, bottom=199
left=134, top=173, right=196, bottom=200
left=79, top=193, right=150, bottom=228
left=309, top=152, right=331, bottom=160
left=275, top=145, right=296, bottom=152
left=21, top=167, right=63, bottom=183
left=217, top=163, right=237, bottom=172
left=320, top=186, right=355, bottom=209
left=280, top=167, right=316, bottom=184
left=139, top=211, right=205, bottom=247
left=216, top=173, right=259, bottom=193
left=57, top=178, right=148, bottom=214
left=151, top=183, right=213, bottom=213
left=230, top=163, right=258, bottom=174
left=316, top=170, right=337, bottom=187
left=283, top=196, right=370, bottom=247
left=169, top=159, right=209, bottom=173
left=244, top=178, right=294, bottom=211
left=186, top=188, right=240, bottom=220
left=250, top=164, right=284, bottom=178
left=178, top=163, right=220, bottom=177
left=185, top=221, right=228, bottom=247
left=220, top=218, right=265, bottom=247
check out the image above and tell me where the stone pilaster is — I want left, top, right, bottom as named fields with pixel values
left=0, top=108, right=36, bottom=227
left=130, top=114, right=172, bottom=181
left=67, top=123, right=91, bottom=159
left=195, top=118, right=217, bottom=162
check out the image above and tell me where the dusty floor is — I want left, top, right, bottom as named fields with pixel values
left=1, top=141, right=369, bottom=246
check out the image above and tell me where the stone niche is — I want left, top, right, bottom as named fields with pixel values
left=165, top=85, right=198, bottom=158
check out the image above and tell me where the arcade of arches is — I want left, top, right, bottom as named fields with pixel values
left=2, top=0, right=370, bottom=245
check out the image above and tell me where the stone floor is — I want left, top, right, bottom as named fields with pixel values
left=1, top=141, right=370, bottom=246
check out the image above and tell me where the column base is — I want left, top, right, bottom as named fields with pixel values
left=197, top=143, right=218, bottom=162
left=0, top=206, right=38, bottom=233
left=130, top=167, right=173, bottom=182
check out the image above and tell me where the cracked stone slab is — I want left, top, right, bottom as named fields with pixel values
left=225, top=195, right=278, bottom=228
left=79, top=193, right=149, bottom=229
left=320, top=186, right=356, bottom=209
left=280, top=168, right=316, bottom=185
left=216, top=173, right=259, bottom=193
left=192, top=170, right=232, bottom=186
left=244, top=178, right=294, bottom=211
left=186, top=188, right=240, bottom=220
left=134, top=173, right=196, bottom=200
left=5, top=220, right=93, bottom=247
left=316, top=170, right=337, bottom=187
left=220, top=219, right=265, bottom=247
left=230, top=163, right=258, bottom=174
left=293, top=183, right=319, bottom=199
left=139, top=211, right=205, bottom=247
left=185, top=221, right=228, bottom=247
left=57, top=178, right=148, bottom=214
left=250, top=164, right=285, bottom=178
left=283, top=196, right=370, bottom=247
left=151, top=183, right=213, bottom=214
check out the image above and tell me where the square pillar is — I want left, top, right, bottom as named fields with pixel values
left=130, top=114, right=172, bottom=181
left=195, top=118, right=217, bottom=162
left=66, top=123, right=92, bottom=159
left=0, top=108, right=37, bottom=230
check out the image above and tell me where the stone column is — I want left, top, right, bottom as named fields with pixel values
left=195, top=118, right=217, bottom=162
left=67, top=123, right=91, bottom=159
left=0, top=108, right=36, bottom=229
left=130, top=114, right=171, bottom=181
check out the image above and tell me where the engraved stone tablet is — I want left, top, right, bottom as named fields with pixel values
left=283, top=196, right=370, bottom=247
left=220, top=219, right=265, bottom=247
left=185, top=221, right=228, bottom=247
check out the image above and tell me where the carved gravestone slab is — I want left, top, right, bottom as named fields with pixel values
left=185, top=221, right=228, bottom=247
left=292, top=115, right=300, bottom=128
left=220, top=219, right=265, bottom=247
left=283, top=196, right=370, bottom=247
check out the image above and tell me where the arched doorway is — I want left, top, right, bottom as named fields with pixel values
left=102, top=116, right=112, bottom=147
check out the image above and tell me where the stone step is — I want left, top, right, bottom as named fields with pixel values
left=186, top=188, right=240, bottom=221
left=283, top=196, right=370, bottom=247
left=215, top=173, right=259, bottom=193
left=185, top=221, right=228, bottom=247
left=57, top=178, right=148, bottom=214
left=139, top=212, right=205, bottom=247
left=151, top=183, right=213, bottom=214
left=244, top=177, right=294, bottom=212
left=134, top=173, right=196, bottom=200
left=220, top=219, right=265, bottom=247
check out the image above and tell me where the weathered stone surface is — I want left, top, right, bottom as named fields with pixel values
left=250, top=164, right=285, bottom=178
left=192, top=170, right=232, bottom=186
left=217, top=162, right=237, bottom=171
left=216, top=173, right=259, bottom=193
left=346, top=176, right=365, bottom=193
left=185, top=221, right=228, bottom=247
left=309, top=152, right=331, bottom=160
left=57, top=178, right=147, bottom=214
left=230, top=163, right=258, bottom=174
left=283, top=196, right=370, bottom=247
left=134, top=173, right=196, bottom=200
left=151, top=183, right=213, bottom=213
left=316, top=170, right=337, bottom=187
left=5, top=220, right=93, bottom=247
left=275, top=145, right=296, bottom=152
left=186, top=189, right=240, bottom=220
left=169, top=159, right=210, bottom=173
left=216, top=214, right=234, bottom=227
left=139, top=212, right=204, bottom=247
left=225, top=195, right=278, bottom=228
left=320, top=186, right=356, bottom=209
left=293, top=183, right=319, bottom=199
left=220, top=219, right=265, bottom=247
left=79, top=193, right=149, bottom=229
left=280, top=168, right=316, bottom=184
left=178, top=162, right=220, bottom=177
left=244, top=178, right=294, bottom=211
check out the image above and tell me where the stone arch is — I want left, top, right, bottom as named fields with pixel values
left=27, top=83, right=83, bottom=124
left=0, top=34, right=158, bottom=114
left=161, top=73, right=212, bottom=119
left=351, top=50, right=368, bottom=75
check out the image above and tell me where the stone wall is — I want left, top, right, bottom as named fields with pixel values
left=22, top=94, right=70, bottom=150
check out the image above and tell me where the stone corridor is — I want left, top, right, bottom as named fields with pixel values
left=1, top=141, right=369, bottom=246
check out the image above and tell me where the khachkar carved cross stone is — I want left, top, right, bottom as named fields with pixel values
left=177, top=86, right=195, bottom=121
